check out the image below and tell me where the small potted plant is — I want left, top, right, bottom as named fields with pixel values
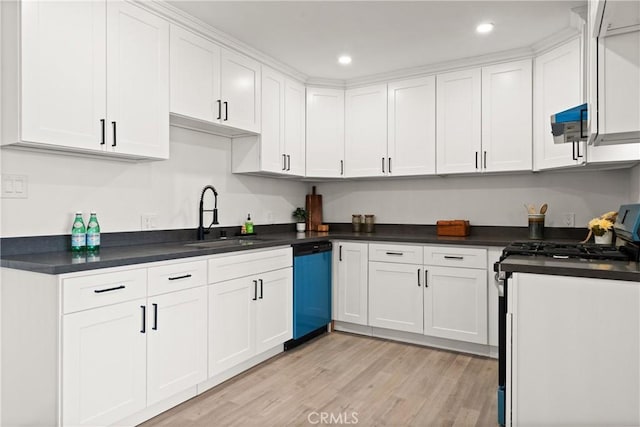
left=292, top=207, right=307, bottom=232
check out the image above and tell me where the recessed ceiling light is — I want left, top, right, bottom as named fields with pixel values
left=476, top=23, right=494, bottom=34
left=338, top=55, right=352, bottom=65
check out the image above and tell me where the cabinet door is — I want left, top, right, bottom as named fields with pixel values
left=147, top=286, right=207, bottom=406
left=255, top=268, right=293, bottom=354
left=21, top=1, right=106, bottom=151
left=436, top=68, right=482, bottom=174
left=306, top=87, right=345, bottom=178
left=387, top=76, right=436, bottom=176
left=208, top=277, right=256, bottom=376
left=260, top=66, right=286, bottom=173
left=424, top=266, right=487, bottom=344
left=169, top=24, right=221, bottom=123
left=482, top=60, right=533, bottom=172
left=344, top=84, right=388, bottom=177
left=62, top=299, right=146, bottom=426
left=368, top=262, right=424, bottom=334
left=220, top=49, right=261, bottom=133
left=106, top=1, right=169, bottom=159
left=533, top=38, right=585, bottom=170
left=334, top=242, right=368, bottom=325
left=284, top=78, right=306, bottom=176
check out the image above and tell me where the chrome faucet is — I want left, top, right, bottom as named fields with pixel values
left=197, top=185, right=219, bottom=240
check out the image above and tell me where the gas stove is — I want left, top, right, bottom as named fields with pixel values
left=501, top=241, right=633, bottom=261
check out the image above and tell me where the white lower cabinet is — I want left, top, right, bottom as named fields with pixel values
left=368, top=261, right=424, bottom=334
left=146, top=286, right=208, bottom=406
left=423, top=266, right=488, bottom=344
left=209, top=276, right=257, bottom=375
left=255, top=268, right=294, bottom=353
left=208, top=248, right=293, bottom=377
left=333, top=241, right=369, bottom=325
left=62, top=298, right=147, bottom=427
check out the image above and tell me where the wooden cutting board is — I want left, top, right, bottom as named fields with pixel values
left=305, top=186, right=323, bottom=231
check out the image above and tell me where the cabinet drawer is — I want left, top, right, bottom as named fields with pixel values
left=148, top=259, right=207, bottom=296
left=424, top=246, right=487, bottom=269
left=208, top=247, right=292, bottom=283
left=63, top=269, right=147, bottom=314
left=369, top=243, right=423, bottom=264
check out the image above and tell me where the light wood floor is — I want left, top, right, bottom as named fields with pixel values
left=141, top=332, right=498, bottom=427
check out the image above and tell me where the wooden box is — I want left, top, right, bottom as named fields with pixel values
left=436, top=220, right=470, bottom=237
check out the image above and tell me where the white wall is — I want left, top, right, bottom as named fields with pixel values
left=315, top=168, right=633, bottom=228
left=631, top=164, right=640, bottom=202
left=0, top=127, right=308, bottom=237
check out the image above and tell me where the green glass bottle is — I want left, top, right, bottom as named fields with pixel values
left=86, top=211, right=101, bottom=252
left=71, top=212, right=86, bottom=252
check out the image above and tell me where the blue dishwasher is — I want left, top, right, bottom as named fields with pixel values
left=285, top=241, right=332, bottom=350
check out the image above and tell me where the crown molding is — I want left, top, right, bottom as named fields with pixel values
left=344, top=46, right=535, bottom=89
left=530, top=27, right=581, bottom=55
left=138, top=0, right=308, bottom=83
left=304, top=77, right=346, bottom=90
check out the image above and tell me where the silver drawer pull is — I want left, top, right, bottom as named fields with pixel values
left=168, top=274, right=192, bottom=281
left=94, top=285, right=125, bottom=294
left=386, top=252, right=404, bottom=256
left=444, top=255, right=464, bottom=260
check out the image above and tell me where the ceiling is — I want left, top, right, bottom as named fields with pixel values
left=168, top=1, right=585, bottom=81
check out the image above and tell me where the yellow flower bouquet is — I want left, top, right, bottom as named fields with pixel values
left=588, top=218, right=614, bottom=236
left=587, top=211, right=618, bottom=237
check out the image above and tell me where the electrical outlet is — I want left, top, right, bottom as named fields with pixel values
left=1, top=174, right=28, bottom=199
left=141, top=214, right=158, bottom=230
left=562, top=213, right=575, bottom=227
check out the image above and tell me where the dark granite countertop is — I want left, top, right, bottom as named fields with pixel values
left=0, top=224, right=590, bottom=275
left=499, top=256, right=640, bottom=282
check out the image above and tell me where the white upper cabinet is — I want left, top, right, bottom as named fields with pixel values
left=387, top=76, right=437, bottom=176
left=169, top=25, right=260, bottom=135
left=15, top=0, right=169, bottom=159
left=169, top=24, right=221, bottom=123
left=306, top=87, right=345, bottom=178
left=533, top=38, right=585, bottom=170
left=283, top=78, right=306, bottom=176
left=106, top=1, right=169, bottom=159
left=481, top=59, right=533, bottom=172
left=231, top=67, right=305, bottom=176
left=437, top=61, right=532, bottom=174
left=344, top=84, right=388, bottom=177
left=20, top=1, right=106, bottom=152
left=220, top=49, right=261, bottom=133
left=257, top=66, right=286, bottom=173
left=436, top=68, right=482, bottom=174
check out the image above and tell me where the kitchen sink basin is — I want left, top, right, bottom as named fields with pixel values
left=184, top=238, right=267, bottom=249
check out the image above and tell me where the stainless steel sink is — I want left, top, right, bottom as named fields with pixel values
left=184, top=238, right=266, bottom=249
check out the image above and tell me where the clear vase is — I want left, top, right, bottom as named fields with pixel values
left=594, top=231, right=612, bottom=245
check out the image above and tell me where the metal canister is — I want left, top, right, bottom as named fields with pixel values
left=528, top=214, right=545, bottom=239
left=352, top=214, right=363, bottom=232
left=364, top=214, right=375, bottom=233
